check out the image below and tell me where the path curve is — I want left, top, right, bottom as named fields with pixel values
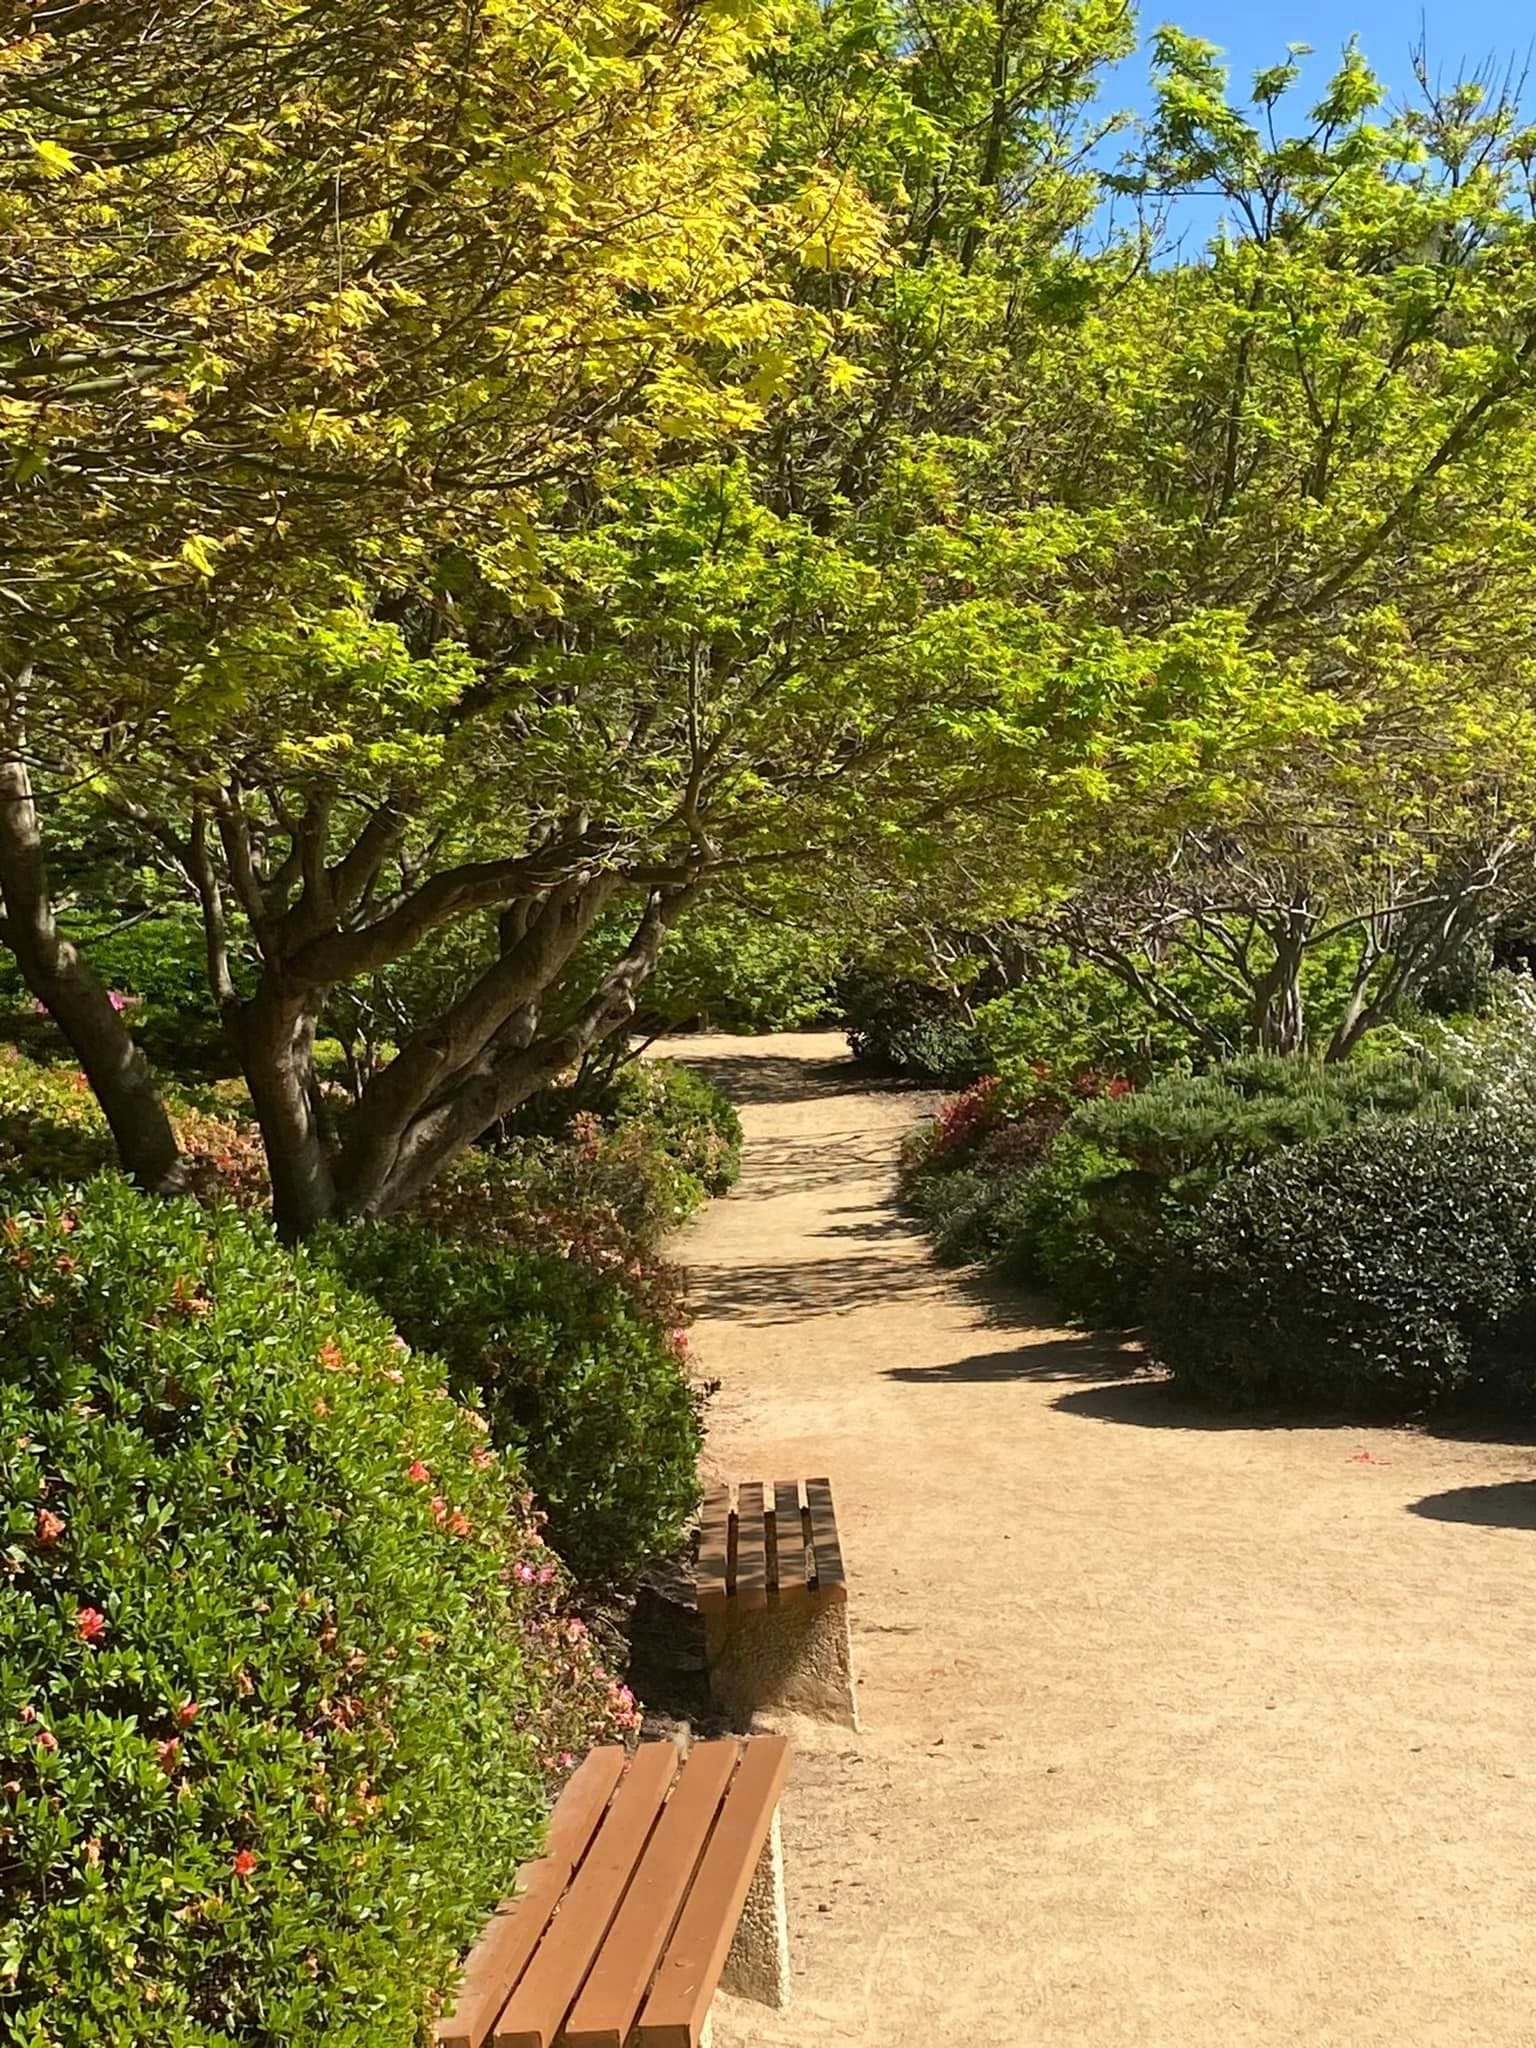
left=665, top=1032, right=1536, bottom=2048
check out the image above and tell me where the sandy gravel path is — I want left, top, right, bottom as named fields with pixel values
left=664, top=1031, right=1536, bottom=2048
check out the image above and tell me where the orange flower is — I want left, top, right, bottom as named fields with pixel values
left=34, top=1509, right=65, bottom=1545
left=75, top=1605, right=106, bottom=1643
left=231, top=1848, right=258, bottom=1878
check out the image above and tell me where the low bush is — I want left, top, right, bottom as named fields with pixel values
left=320, top=1222, right=701, bottom=1585
left=0, top=1177, right=627, bottom=2048
left=606, top=1058, right=743, bottom=1200
left=1145, top=1116, right=1536, bottom=1412
left=839, top=966, right=988, bottom=1086
left=495, top=1057, right=742, bottom=1246
left=901, top=1049, right=1476, bottom=1325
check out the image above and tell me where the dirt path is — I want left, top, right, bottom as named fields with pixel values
left=665, top=1031, right=1536, bottom=2048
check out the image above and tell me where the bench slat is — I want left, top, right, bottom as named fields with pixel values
left=560, top=1741, right=739, bottom=2048
left=806, top=1477, right=846, bottom=1597
left=494, top=1743, right=679, bottom=2048
left=733, top=1481, right=768, bottom=1612
left=435, top=1748, right=625, bottom=2048
left=773, top=1480, right=809, bottom=1596
left=696, top=1485, right=732, bottom=1614
left=634, top=1737, right=792, bottom=2048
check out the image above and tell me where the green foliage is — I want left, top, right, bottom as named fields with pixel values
left=840, top=966, right=988, bottom=1084
left=976, top=950, right=1222, bottom=1081
left=0, top=1178, right=625, bottom=2048
left=641, top=904, right=842, bottom=1032
left=605, top=1061, right=744, bottom=1201
left=901, top=1049, right=1477, bottom=1323
left=1146, top=1117, right=1536, bottom=1412
left=320, top=1224, right=701, bottom=1586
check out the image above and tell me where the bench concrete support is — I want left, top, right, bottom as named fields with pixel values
left=705, top=1590, right=858, bottom=1732
left=719, top=1806, right=791, bottom=2008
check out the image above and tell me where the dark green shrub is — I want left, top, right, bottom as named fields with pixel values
left=607, top=1059, right=743, bottom=1198
left=840, top=967, right=987, bottom=1085
left=1146, top=1115, right=1536, bottom=1412
left=321, top=1223, right=701, bottom=1585
left=1026, top=1050, right=1475, bottom=1321
left=0, top=1177, right=624, bottom=2048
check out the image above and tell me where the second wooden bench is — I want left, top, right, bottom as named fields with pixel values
left=696, top=1477, right=858, bottom=1729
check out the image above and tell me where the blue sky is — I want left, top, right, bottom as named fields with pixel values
left=1097, top=1, right=1535, bottom=243
left=1115, top=0, right=1533, bottom=110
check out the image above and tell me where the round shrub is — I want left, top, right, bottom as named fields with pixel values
left=0, top=1176, right=625, bottom=2048
left=1145, top=1115, right=1536, bottom=1412
left=607, top=1058, right=743, bottom=1199
left=839, top=967, right=988, bottom=1085
left=321, top=1223, right=701, bottom=1585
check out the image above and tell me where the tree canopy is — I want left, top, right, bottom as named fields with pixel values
left=7, top=3, right=1536, bottom=1228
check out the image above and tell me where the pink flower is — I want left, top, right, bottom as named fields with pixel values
left=447, top=1510, right=471, bottom=1538
left=566, top=1617, right=586, bottom=1640
left=36, top=1728, right=58, bottom=1754
left=405, top=1461, right=432, bottom=1485
left=75, top=1606, right=106, bottom=1643
left=428, top=1496, right=448, bottom=1525
left=537, top=1566, right=555, bottom=1585
left=155, top=1737, right=180, bottom=1773
left=514, top=1562, right=537, bottom=1584
left=177, top=1699, right=200, bottom=1728
left=34, top=1509, right=65, bottom=1545
left=558, top=1751, right=576, bottom=1770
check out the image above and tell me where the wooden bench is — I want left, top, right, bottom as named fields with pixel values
left=696, top=1478, right=858, bottom=1730
left=434, top=1737, right=790, bottom=2048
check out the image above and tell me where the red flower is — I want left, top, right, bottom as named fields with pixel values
left=405, top=1461, right=432, bottom=1485
left=231, top=1848, right=258, bottom=1878
left=155, top=1738, right=181, bottom=1773
left=447, top=1510, right=471, bottom=1538
left=75, top=1605, right=106, bottom=1643
left=36, top=1728, right=58, bottom=1754
left=34, top=1509, right=65, bottom=1546
left=177, top=1698, right=200, bottom=1727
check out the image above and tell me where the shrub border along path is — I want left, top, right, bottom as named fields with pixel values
left=668, top=1031, right=1536, bottom=2048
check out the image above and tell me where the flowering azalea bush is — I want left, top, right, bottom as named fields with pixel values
left=321, top=1221, right=701, bottom=1586
left=0, top=1177, right=626, bottom=2047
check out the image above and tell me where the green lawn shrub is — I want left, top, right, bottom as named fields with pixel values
left=320, top=1223, right=701, bottom=1585
left=840, top=966, right=988, bottom=1086
left=901, top=1049, right=1477, bottom=1325
left=1145, top=1115, right=1536, bottom=1412
left=0, top=1177, right=626, bottom=2048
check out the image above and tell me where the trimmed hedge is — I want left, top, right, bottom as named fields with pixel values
left=903, top=1050, right=1476, bottom=1326
left=321, top=1223, right=701, bottom=1585
left=0, top=1177, right=624, bottom=2048
left=1145, top=1115, right=1536, bottom=1412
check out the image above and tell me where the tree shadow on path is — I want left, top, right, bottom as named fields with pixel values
left=1408, top=1483, right=1536, bottom=1530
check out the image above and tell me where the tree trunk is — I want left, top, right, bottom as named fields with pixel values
left=235, top=978, right=334, bottom=1240
left=0, top=751, right=187, bottom=1194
